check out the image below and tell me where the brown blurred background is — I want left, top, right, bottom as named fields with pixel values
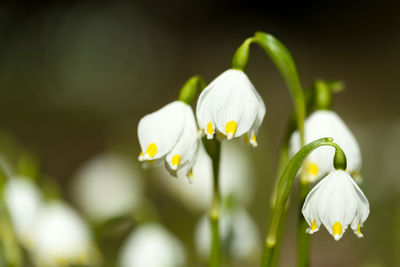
left=0, top=0, right=399, bottom=266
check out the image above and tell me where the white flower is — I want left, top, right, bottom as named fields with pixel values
left=196, top=69, right=266, bottom=145
left=118, top=223, right=186, bottom=267
left=32, top=202, right=97, bottom=267
left=289, top=110, right=361, bottom=182
left=194, top=207, right=260, bottom=262
left=4, top=176, right=42, bottom=248
left=71, top=153, right=144, bottom=222
left=302, top=170, right=369, bottom=241
left=155, top=142, right=256, bottom=211
left=138, top=100, right=199, bottom=179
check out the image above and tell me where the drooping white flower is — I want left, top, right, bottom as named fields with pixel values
left=302, top=170, right=369, bottom=241
left=118, top=223, right=186, bottom=267
left=138, top=100, right=200, bottom=179
left=71, top=153, right=144, bottom=222
left=4, top=176, right=42, bottom=248
left=196, top=69, right=266, bottom=145
left=289, top=110, right=361, bottom=182
left=194, top=207, right=260, bottom=262
left=155, top=141, right=256, bottom=211
left=31, top=201, right=98, bottom=267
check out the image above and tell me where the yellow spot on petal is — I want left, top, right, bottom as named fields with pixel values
left=225, top=121, right=237, bottom=139
left=357, top=223, right=362, bottom=235
left=308, top=162, right=319, bottom=177
left=207, top=122, right=214, bottom=135
left=251, top=134, right=257, bottom=144
left=311, top=220, right=318, bottom=231
left=333, top=222, right=343, bottom=237
left=145, top=143, right=157, bottom=157
left=189, top=169, right=193, bottom=179
left=171, top=154, right=181, bottom=167
left=140, top=152, right=144, bottom=157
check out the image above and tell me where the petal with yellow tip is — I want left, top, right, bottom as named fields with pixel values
left=138, top=101, right=186, bottom=160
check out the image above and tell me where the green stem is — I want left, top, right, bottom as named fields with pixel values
left=268, top=118, right=296, bottom=266
left=238, top=32, right=307, bottom=266
left=203, top=139, right=222, bottom=267
left=260, top=138, right=345, bottom=267
left=178, top=75, right=206, bottom=105
left=251, top=32, right=305, bottom=144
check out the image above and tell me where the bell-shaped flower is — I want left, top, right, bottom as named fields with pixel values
left=118, top=223, right=186, bottom=267
left=31, top=201, right=99, bottom=266
left=196, top=69, right=266, bottom=146
left=138, top=100, right=200, bottom=179
left=289, top=110, right=361, bottom=182
left=302, top=170, right=369, bottom=241
left=71, top=153, right=144, bottom=222
left=4, top=176, right=42, bottom=248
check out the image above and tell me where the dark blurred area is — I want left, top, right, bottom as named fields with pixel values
left=0, top=0, right=399, bottom=266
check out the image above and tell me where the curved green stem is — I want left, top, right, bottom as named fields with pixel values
left=251, top=32, right=305, bottom=144
left=260, top=138, right=345, bottom=267
left=178, top=75, right=206, bottom=105
left=203, top=139, right=222, bottom=267
left=232, top=32, right=308, bottom=266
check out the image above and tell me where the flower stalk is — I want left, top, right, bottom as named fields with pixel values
left=202, top=138, right=222, bottom=267
left=232, top=32, right=310, bottom=266
left=178, top=75, right=206, bottom=105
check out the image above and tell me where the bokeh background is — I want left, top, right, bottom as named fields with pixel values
left=0, top=0, right=399, bottom=266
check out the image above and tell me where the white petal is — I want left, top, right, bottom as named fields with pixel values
left=211, top=70, right=260, bottom=138
left=302, top=175, right=330, bottom=232
left=289, top=110, right=362, bottom=182
left=118, top=223, right=186, bottom=267
left=32, top=202, right=94, bottom=266
left=349, top=176, right=370, bottom=234
left=165, top=104, right=200, bottom=174
left=196, top=85, right=215, bottom=139
left=138, top=101, right=185, bottom=160
left=4, top=176, right=42, bottom=247
left=71, top=154, right=144, bottom=222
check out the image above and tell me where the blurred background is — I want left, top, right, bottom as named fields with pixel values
left=0, top=0, right=399, bottom=266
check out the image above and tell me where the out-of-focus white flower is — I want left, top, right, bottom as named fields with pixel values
left=196, top=69, right=266, bottom=145
left=302, top=170, right=369, bottom=241
left=4, top=176, right=42, bottom=248
left=194, top=207, right=260, bottom=262
left=289, top=110, right=361, bottom=182
left=118, top=223, right=186, bottom=267
left=71, top=153, right=144, bottom=222
left=138, top=101, right=200, bottom=179
left=155, top=142, right=256, bottom=211
left=32, top=202, right=97, bottom=267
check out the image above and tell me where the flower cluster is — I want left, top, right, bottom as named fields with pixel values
left=137, top=70, right=266, bottom=180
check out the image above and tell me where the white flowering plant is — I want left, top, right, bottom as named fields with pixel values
left=0, top=31, right=370, bottom=267
left=135, top=31, right=370, bottom=267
